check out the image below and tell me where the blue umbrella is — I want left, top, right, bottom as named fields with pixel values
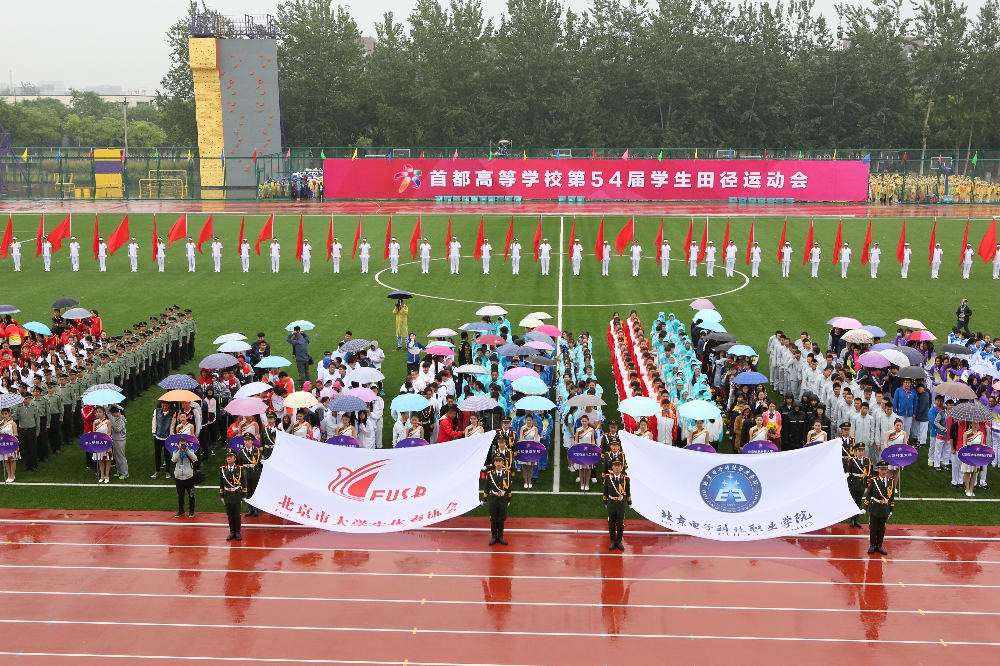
left=391, top=393, right=431, bottom=412
left=523, top=331, right=555, bottom=345
left=82, top=389, right=126, bottom=406
left=733, top=371, right=768, bottom=385
left=678, top=399, right=722, bottom=420
left=496, top=344, right=523, bottom=357
left=515, top=396, right=556, bottom=411
left=693, top=309, right=723, bottom=322
left=512, top=376, right=548, bottom=395
left=619, top=396, right=660, bottom=417
left=255, top=356, right=292, bottom=369
left=158, top=374, right=200, bottom=390
left=23, top=322, right=51, bottom=335
left=83, top=383, right=123, bottom=395
left=861, top=325, right=887, bottom=337
left=870, top=342, right=895, bottom=351
left=199, top=353, right=239, bottom=370
left=726, top=344, right=757, bottom=357
left=697, top=321, right=727, bottom=333
left=329, top=395, right=367, bottom=412
left=460, top=323, right=493, bottom=332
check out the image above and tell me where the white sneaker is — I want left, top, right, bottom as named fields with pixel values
left=524, top=482, right=528, bottom=488
left=165, top=472, right=172, bottom=479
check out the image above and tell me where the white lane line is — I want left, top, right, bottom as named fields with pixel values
left=2, top=563, right=998, bottom=589
left=0, top=653, right=516, bottom=665
left=0, top=619, right=995, bottom=647
left=5, top=541, right=999, bottom=566
left=3, top=589, right=999, bottom=617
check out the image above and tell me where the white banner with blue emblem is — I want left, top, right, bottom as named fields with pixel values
left=620, top=433, right=860, bottom=541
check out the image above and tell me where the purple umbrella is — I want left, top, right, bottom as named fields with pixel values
left=684, top=442, right=716, bottom=453
left=0, top=434, right=19, bottom=456
left=523, top=340, right=555, bottom=352
left=327, top=435, right=360, bottom=447
left=228, top=436, right=260, bottom=450
left=567, top=443, right=601, bottom=466
left=164, top=433, right=200, bottom=453
left=503, top=367, right=538, bottom=381
left=78, top=433, right=113, bottom=454
left=870, top=343, right=895, bottom=351
left=858, top=351, right=890, bottom=368
left=742, top=441, right=779, bottom=454
left=396, top=437, right=429, bottom=449
left=516, top=440, right=547, bottom=463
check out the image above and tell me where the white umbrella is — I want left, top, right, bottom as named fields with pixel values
left=213, top=333, right=247, bottom=344
left=476, top=305, right=507, bottom=316
left=234, top=381, right=273, bottom=398
left=455, top=364, right=489, bottom=374
left=525, top=311, right=553, bottom=320
left=895, top=318, right=926, bottom=329
left=344, top=367, right=385, bottom=384
left=428, top=328, right=458, bottom=337
left=519, top=318, right=544, bottom=328
left=841, top=329, right=874, bottom=344
left=284, top=391, right=318, bottom=409
left=218, top=340, right=252, bottom=353
left=879, top=349, right=911, bottom=367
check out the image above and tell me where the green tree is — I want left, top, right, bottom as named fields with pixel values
left=156, top=1, right=207, bottom=146
left=367, top=12, right=417, bottom=145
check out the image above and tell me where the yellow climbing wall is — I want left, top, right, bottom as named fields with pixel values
left=189, top=38, right=226, bottom=199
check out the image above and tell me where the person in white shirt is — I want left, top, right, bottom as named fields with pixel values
left=539, top=238, right=552, bottom=275
left=8, top=238, right=20, bottom=271
left=127, top=237, right=139, bottom=272
left=704, top=240, right=717, bottom=277
left=359, top=238, right=372, bottom=273
left=481, top=238, right=492, bottom=274
left=900, top=241, right=912, bottom=278
left=601, top=240, right=611, bottom=276
left=839, top=242, right=851, bottom=278
left=448, top=236, right=461, bottom=274
left=41, top=236, right=52, bottom=271
left=330, top=237, right=342, bottom=273
left=724, top=240, right=737, bottom=277
left=629, top=240, right=642, bottom=277
left=418, top=238, right=431, bottom=274
left=993, top=244, right=1000, bottom=279
left=156, top=237, right=166, bottom=272
left=240, top=239, right=251, bottom=272
left=510, top=238, right=521, bottom=275
left=869, top=241, right=881, bottom=278
left=750, top=241, right=762, bottom=277
left=97, top=237, right=108, bottom=272
left=571, top=238, right=583, bottom=275
left=182, top=237, right=195, bottom=272
left=270, top=238, right=281, bottom=273
left=210, top=237, right=223, bottom=272
left=68, top=236, right=80, bottom=272
left=301, top=239, right=312, bottom=273
left=688, top=241, right=699, bottom=276
left=660, top=240, right=671, bottom=276
left=931, top=242, right=943, bottom=279
left=962, top=243, right=974, bottom=279
left=388, top=237, right=401, bottom=273
left=809, top=242, right=821, bottom=277
left=780, top=242, right=792, bottom=277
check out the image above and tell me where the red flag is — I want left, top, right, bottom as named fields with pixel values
left=978, top=217, right=998, bottom=263
left=745, top=218, right=755, bottom=265
left=409, top=216, right=422, bottom=259
left=861, top=218, right=873, bottom=265
left=196, top=215, right=214, bottom=253
left=591, top=148, right=598, bottom=160
left=928, top=219, right=937, bottom=265
left=251, top=149, right=257, bottom=162
left=895, top=219, right=907, bottom=264
left=351, top=215, right=362, bottom=260
left=503, top=216, right=514, bottom=261
left=0, top=215, right=12, bottom=259
left=326, top=216, right=334, bottom=261
left=238, top=215, right=246, bottom=246
left=48, top=214, right=72, bottom=253
left=444, top=216, right=452, bottom=258
left=654, top=218, right=664, bottom=262
left=832, top=219, right=843, bottom=265
left=801, top=218, right=814, bottom=265
left=92, top=214, right=100, bottom=260
left=697, top=217, right=708, bottom=263
left=959, top=218, right=969, bottom=265
left=383, top=215, right=393, bottom=260
left=295, top=215, right=305, bottom=261
left=567, top=218, right=576, bottom=257
left=255, top=214, right=274, bottom=256
left=615, top=217, right=634, bottom=257
left=151, top=215, right=158, bottom=261
left=533, top=217, right=542, bottom=262
left=594, top=218, right=605, bottom=261
left=721, top=216, right=730, bottom=254
left=473, top=216, right=485, bottom=261
left=35, top=215, right=45, bottom=257
left=777, top=218, right=787, bottom=262
left=683, top=217, right=694, bottom=260
left=167, top=213, right=188, bottom=249
left=107, top=215, right=130, bottom=255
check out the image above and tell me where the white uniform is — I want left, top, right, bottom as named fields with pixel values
left=211, top=240, right=223, bottom=272
left=127, top=241, right=139, bottom=272
left=750, top=245, right=761, bottom=277
left=629, top=244, right=642, bottom=276
left=69, top=241, right=80, bottom=271
left=41, top=240, right=52, bottom=271
left=724, top=243, right=737, bottom=277
left=571, top=242, right=583, bottom=275
left=240, top=241, right=251, bottom=272
left=539, top=242, right=551, bottom=275
left=660, top=243, right=671, bottom=276
left=301, top=242, right=312, bottom=272
left=448, top=241, right=461, bottom=274
left=185, top=241, right=196, bottom=272
left=419, top=241, right=431, bottom=273
left=270, top=241, right=281, bottom=273
left=510, top=242, right=521, bottom=274
left=931, top=247, right=943, bottom=278
left=156, top=241, right=166, bottom=272
left=839, top=247, right=851, bottom=278
left=388, top=241, right=401, bottom=273
left=781, top=245, right=792, bottom=277
left=688, top=244, right=698, bottom=276
left=481, top=242, right=492, bottom=274
left=359, top=242, right=371, bottom=273
left=962, top=247, right=974, bottom=279
left=331, top=241, right=342, bottom=273
left=98, top=242, right=108, bottom=272
left=809, top=246, right=821, bottom=277
left=601, top=243, right=611, bottom=276
left=10, top=241, right=21, bottom=271
left=900, top=246, right=912, bottom=278
left=993, top=246, right=1000, bottom=279
left=705, top=245, right=717, bottom=276
left=869, top=246, right=881, bottom=278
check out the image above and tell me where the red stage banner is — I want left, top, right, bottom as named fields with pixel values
left=323, top=158, right=869, bottom=202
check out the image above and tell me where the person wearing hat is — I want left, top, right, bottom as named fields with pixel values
left=629, top=239, right=642, bottom=277
left=483, top=454, right=512, bottom=546
left=40, top=235, right=52, bottom=271
left=210, top=236, right=223, bottom=273
left=184, top=237, right=196, bottom=272
left=571, top=237, right=583, bottom=275
left=7, top=236, right=20, bottom=271
left=704, top=239, right=717, bottom=277
left=845, top=442, right=871, bottom=527
left=127, top=237, right=140, bottom=272
left=687, top=239, right=699, bottom=277
left=220, top=449, right=246, bottom=541
left=538, top=237, right=552, bottom=275
left=418, top=237, right=432, bottom=274
left=839, top=241, right=851, bottom=278
left=448, top=235, right=462, bottom=274
left=724, top=239, right=738, bottom=277
left=68, top=236, right=81, bottom=271
left=97, top=236, right=109, bottom=272
left=602, top=435, right=626, bottom=475
left=900, top=241, right=912, bottom=278
left=993, top=243, right=1000, bottom=279
left=489, top=416, right=516, bottom=471
left=961, top=242, right=974, bottom=279
left=749, top=240, right=761, bottom=277
left=509, top=236, right=521, bottom=275
left=480, top=237, right=492, bottom=275
left=387, top=236, right=401, bottom=273
left=358, top=236, right=372, bottom=273
left=44, top=380, right=64, bottom=457
left=780, top=240, right=792, bottom=277
left=809, top=241, right=821, bottom=278
left=240, top=236, right=251, bottom=272
left=301, top=237, right=312, bottom=273
left=863, top=460, right=893, bottom=555
left=12, top=390, right=39, bottom=472
left=603, top=458, right=631, bottom=551
left=930, top=242, right=943, bottom=278
left=657, top=238, right=670, bottom=277
left=155, top=237, right=166, bottom=272
left=269, top=237, right=281, bottom=273
left=237, top=433, right=262, bottom=516
left=869, top=241, right=881, bottom=278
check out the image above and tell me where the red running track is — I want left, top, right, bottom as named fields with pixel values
left=1, top=510, right=999, bottom=664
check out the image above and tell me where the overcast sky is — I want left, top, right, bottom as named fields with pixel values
left=1, top=0, right=987, bottom=93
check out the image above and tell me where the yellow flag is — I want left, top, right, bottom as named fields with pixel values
left=833, top=149, right=837, bottom=159
left=187, top=149, right=192, bottom=161
left=694, top=148, right=698, bottom=159
left=523, top=150, right=527, bottom=161
left=352, top=147, right=358, bottom=161
left=21, top=148, right=28, bottom=162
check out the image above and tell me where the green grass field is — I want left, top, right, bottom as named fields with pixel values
left=1, top=211, right=997, bottom=524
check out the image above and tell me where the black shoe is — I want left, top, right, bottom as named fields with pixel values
left=876, top=546, right=887, bottom=555
left=980, top=484, right=990, bottom=491
left=245, top=510, right=253, bottom=517
left=235, top=533, right=242, bottom=541
left=253, top=509, right=260, bottom=517
left=40, top=458, right=49, bottom=463
left=226, top=533, right=235, bottom=541
left=616, top=542, right=625, bottom=551
left=867, top=546, right=876, bottom=554
left=609, top=542, right=617, bottom=551
left=174, top=511, right=184, bottom=518
left=188, top=511, right=195, bottom=517
left=497, top=538, right=508, bottom=546
left=53, top=450, right=61, bottom=456
left=489, top=538, right=497, bottom=546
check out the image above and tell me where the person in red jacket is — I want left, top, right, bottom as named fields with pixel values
left=436, top=405, right=460, bottom=442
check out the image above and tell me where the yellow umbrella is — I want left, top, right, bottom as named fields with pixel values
left=159, top=390, right=201, bottom=403
left=519, top=317, right=544, bottom=328
left=284, top=391, right=318, bottom=409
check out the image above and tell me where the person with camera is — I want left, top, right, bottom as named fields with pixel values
left=286, top=326, right=311, bottom=385
left=171, top=439, right=198, bottom=517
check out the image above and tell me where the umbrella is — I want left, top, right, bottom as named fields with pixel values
left=534, top=324, right=561, bottom=337
left=519, top=318, right=544, bottom=328
left=910, top=330, right=936, bottom=341
left=893, top=346, right=925, bottom=364
left=497, top=343, right=524, bottom=357
left=829, top=317, right=863, bottom=329
left=525, top=355, right=555, bottom=366
left=428, top=328, right=458, bottom=337
left=159, top=389, right=201, bottom=403
left=696, top=321, right=726, bottom=333
left=0, top=305, right=19, bottom=315
left=512, top=376, right=548, bottom=395
left=460, top=322, right=493, bottom=332
left=693, top=309, right=723, bottom=322
left=83, top=383, right=123, bottom=396
left=217, top=340, right=251, bottom=353
left=348, top=387, right=378, bottom=403
left=425, top=345, right=455, bottom=356
left=0, top=394, right=24, bottom=410
left=388, top=290, right=412, bottom=299
left=706, top=333, right=737, bottom=343
left=715, top=342, right=738, bottom=353
left=474, top=335, right=505, bottom=345
left=618, top=396, right=660, bottom=417
left=224, top=398, right=269, bottom=416
left=879, top=349, right=910, bottom=367
left=285, top=391, right=319, bottom=409
left=898, top=366, right=928, bottom=379
left=523, top=340, right=554, bottom=351
left=427, top=340, right=454, bottom=348
left=503, top=367, right=538, bottom=381
left=62, top=308, right=91, bottom=319
left=455, top=364, right=489, bottom=375
left=255, top=356, right=291, bottom=368
left=476, top=305, right=508, bottom=316
left=525, top=311, right=553, bottom=320
left=328, top=394, right=366, bottom=412
left=286, top=320, right=316, bottom=331
left=158, top=374, right=200, bottom=390
left=390, top=393, right=430, bottom=412
left=344, top=367, right=384, bottom=384
left=459, top=395, right=499, bottom=412
left=858, top=351, right=890, bottom=368
left=213, top=333, right=247, bottom=344
left=234, top=381, right=273, bottom=398
left=949, top=401, right=993, bottom=422
left=870, top=343, right=896, bottom=351
left=678, top=399, right=722, bottom=420
left=515, top=396, right=556, bottom=411
left=566, top=394, right=606, bottom=408
left=23, top=322, right=51, bottom=335
left=50, top=297, right=78, bottom=309
left=938, top=344, right=972, bottom=355
left=341, top=339, right=371, bottom=354
left=841, top=329, right=874, bottom=344
left=523, top=332, right=555, bottom=345
left=934, top=382, right=977, bottom=400
left=200, top=353, right=239, bottom=370
left=860, top=325, right=886, bottom=337
left=733, top=371, right=768, bottom=385
left=896, top=318, right=926, bottom=329
left=726, top=345, right=757, bottom=357
left=690, top=298, right=714, bottom=310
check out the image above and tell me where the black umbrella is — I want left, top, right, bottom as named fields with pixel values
left=707, top=333, right=737, bottom=342
left=938, top=343, right=971, bottom=356
left=525, top=355, right=556, bottom=367
left=715, top=341, right=738, bottom=353
left=898, top=366, right=928, bottom=379
left=949, top=401, right=993, bottom=422
left=388, top=290, right=412, bottom=299
left=51, top=297, right=79, bottom=309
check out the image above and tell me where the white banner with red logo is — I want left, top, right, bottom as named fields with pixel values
left=248, top=431, right=494, bottom=532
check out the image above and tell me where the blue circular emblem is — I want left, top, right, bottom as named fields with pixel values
left=700, top=464, right=762, bottom=513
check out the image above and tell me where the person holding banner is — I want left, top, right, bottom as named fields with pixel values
left=603, top=458, right=630, bottom=551
left=335, top=413, right=356, bottom=439
left=237, top=433, right=262, bottom=516
left=465, top=413, right=484, bottom=438
left=807, top=420, right=828, bottom=445
left=220, top=449, right=245, bottom=541
left=687, top=419, right=709, bottom=447
left=845, top=445, right=871, bottom=528
left=961, top=422, right=985, bottom=497
left=518, top=413, right=539, bottom=488
left=483, top=455, right=512, bottom=546
left=863, top=460, right=894, bottom=555
left=602, top=436, right=626, bottom=474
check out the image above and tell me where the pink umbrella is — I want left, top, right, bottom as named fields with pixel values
left=224, top=397, right=269, bottom=416
left=425, top=345, right=455, bottom=356
left=909, top=330, right=936, bottom=341
left=534, top=324, right=561, bottom=337
left=523, top=340, right=554, bottom=351
left=503, top=367, right=539, bottom=381
left=690, top=298, right=714, bottom=310
left=347, top=387, right=378, bottom=403
left=858, top=351, right=890, bottom=368
left=829, top=316, right=863, bottom=329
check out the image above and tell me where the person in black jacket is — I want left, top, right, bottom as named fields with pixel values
left=956, top=299, right=972, bottom=336
left=784, top=401, right=808, bottom=450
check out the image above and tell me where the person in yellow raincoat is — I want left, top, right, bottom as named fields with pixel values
left=393, top=299, right=408, bottom=351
